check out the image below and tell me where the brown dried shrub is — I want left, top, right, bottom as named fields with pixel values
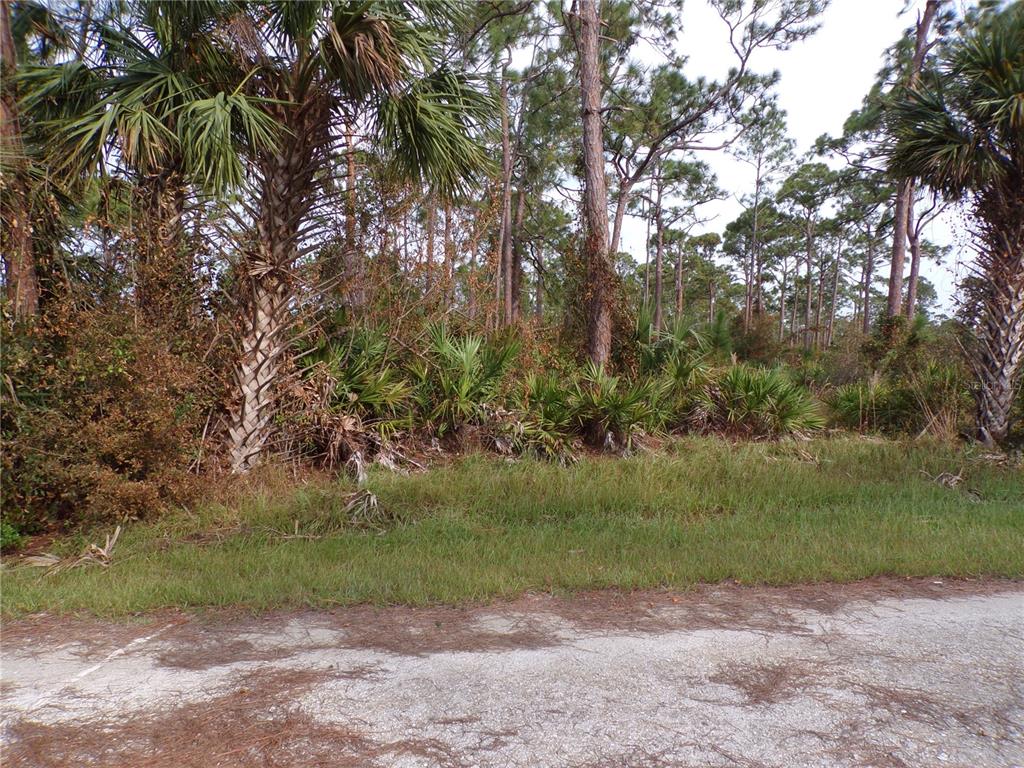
left=1, top=300, right=218, bottom=532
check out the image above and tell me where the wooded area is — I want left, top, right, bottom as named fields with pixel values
left=1, top=0, right=1022, bottom=542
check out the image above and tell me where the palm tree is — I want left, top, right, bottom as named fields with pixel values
left=224, top=0, right=491, bottom=471
left=888, top=3, right=1024, bottom=447
left=22, top=0, right=278, bottom=323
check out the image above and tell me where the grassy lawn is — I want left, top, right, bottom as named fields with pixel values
left=3, top=438, right=1022, bottom=616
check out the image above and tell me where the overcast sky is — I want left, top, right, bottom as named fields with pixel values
left=615, top=0, right=973, bottom=314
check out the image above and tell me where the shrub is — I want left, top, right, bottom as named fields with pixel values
left=411, top=323, right=520, bottom=437
left=829, top=363, right=971, bottom=439
left=286, top=327, right=413, bottom=467
left=829, top=377, right=903, bottom=433
left=905, top=361, right=973, bottom=440
left=496, top=373, right=579, bottom=461
left=694, top=365, right=824, bottom=437
left=572, top=362, right=655, bottom=448
left=1, top=304, right=212, bottom=530
left=1, top=521, right=24, bottom=551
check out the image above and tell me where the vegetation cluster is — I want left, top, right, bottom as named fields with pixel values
left=1, top=0, right=1022, bottom=546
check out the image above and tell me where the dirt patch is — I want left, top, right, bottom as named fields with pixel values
left=155, top=635, right=292, bottom=670
left=3, top=578, right=1019, bottom=664
left=535, top=578, right=1022, bottom=637
left=323, top=604, right=562, bottom=656
left=3, top=666, right=472, bottom=768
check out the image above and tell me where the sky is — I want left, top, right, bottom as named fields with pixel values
left=615, top=0, right=973, bottom=314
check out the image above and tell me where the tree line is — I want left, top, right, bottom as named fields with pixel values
left=0, top=0, right=1021, bottom=528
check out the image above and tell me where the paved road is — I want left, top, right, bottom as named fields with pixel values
left=3, top=580, right=1023, bottom=767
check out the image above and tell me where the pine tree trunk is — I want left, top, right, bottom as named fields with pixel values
left=905, top=203, right=921, bottom=319
left=779, top=265, right=787, bottom=343
left=790, top=269, right=798, bottom=345
left=643, top=186, right=652, bottom=307
left=610, top=186, right=629, bottom=256
left=743, top=252, right=753, bottom=331
left=498, top=75, right=514, bottom=327
left=863, top=242, right=874, bottom=334
left=511, top=188, right=526, bottom=321
left=751, top=160, right=763, bottom=315
left=814, top=253, right=826, bottom=350
left=887, top=0, right=939, bottom=317
left=652, top=182, right=664, bottom=332
left=887, top=181, right=912, bottom=318
left=827, top=242, right=841, bottom=347
left=425, top=197, right=436, bottom=293
left=674, top=248, right=683, bottom=317
left=443, top=202, right=454, bottom=303
left=577, top=0, right=612, bottom=366
left=534, top=247, right=544, bottom=322
left=804, top=221, right=814, bottom=351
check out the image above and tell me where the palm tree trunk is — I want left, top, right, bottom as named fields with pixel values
left=227, top=96, right=321, bottom=471
left=974, top=192, right=1024, bottom=446
left=228, top=275, right=290, bottom=473
left=135, top=169, right=190, bottom=326
left=1, top=0, right=39, bottom=321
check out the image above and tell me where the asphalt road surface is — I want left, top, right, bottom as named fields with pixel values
left=3, top=579, right=1022, bottom=767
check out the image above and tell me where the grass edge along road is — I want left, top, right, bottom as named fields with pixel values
left=3, top=438, right=1022, bottom=617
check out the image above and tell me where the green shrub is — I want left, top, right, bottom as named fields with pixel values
left=830, top=377, right=904, bottom=433
left=498, top=373, right=579, bottom=460
left=1, top=521, right=25, bottom=551
left=411, top=323, right=520, bottom=437
left=301, top=328, right=412, bottom=436
left=830, top=363, right=971, bottom=439
left=694, top=365, right=824, bottom=437
left=572, top=362, right=655, bottom=448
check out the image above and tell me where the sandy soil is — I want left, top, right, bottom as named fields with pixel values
left=2, top=579, right=1022, bottom=767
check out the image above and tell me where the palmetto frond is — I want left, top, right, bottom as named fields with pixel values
left=376, top=67, right=494, bottom=200
left=179, top=89, right=280, bottom=194
left=887, top=3, right=1024, bottom=197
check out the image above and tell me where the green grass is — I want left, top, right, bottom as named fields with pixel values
left=3, top=438, right=1022, bottom=616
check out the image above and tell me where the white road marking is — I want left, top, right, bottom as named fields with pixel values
left=1, top=622, right=177, bottom=732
